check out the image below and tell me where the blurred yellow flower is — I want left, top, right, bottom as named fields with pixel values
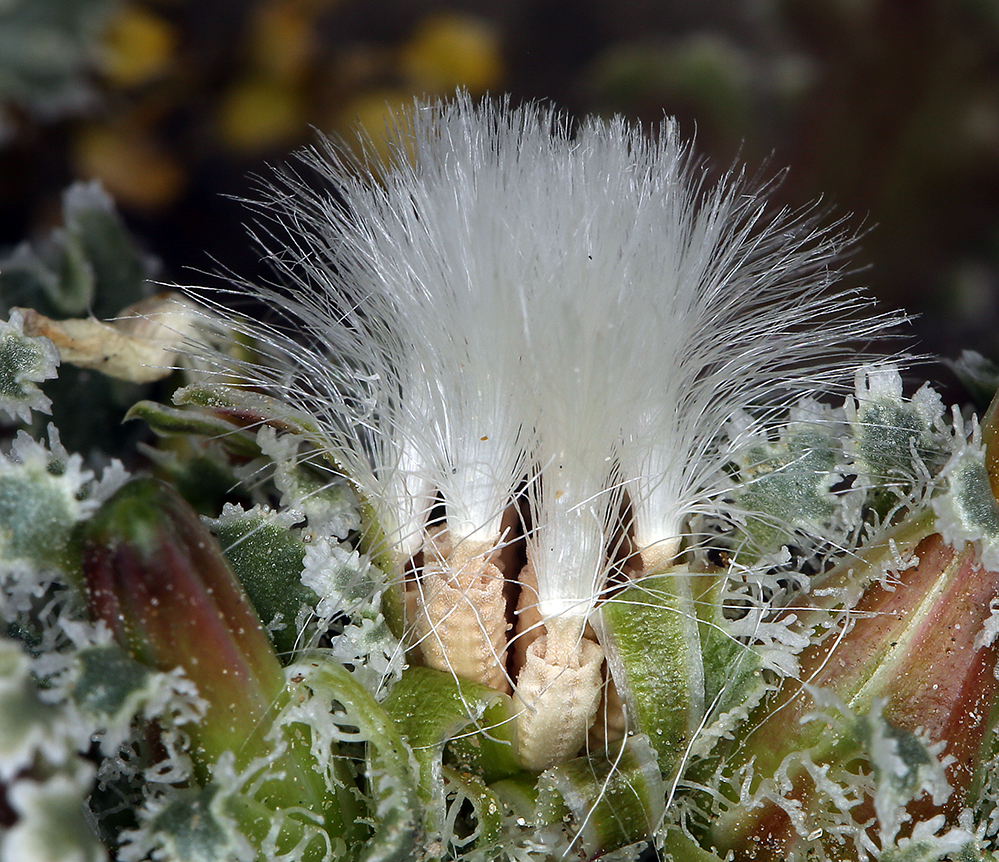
left=100, top=4, right=176, bottom=87
left=245, top=0, right=314, bottom=81
left=400, top=13, right=503, bottom=95
left=219, top=77, right=307, bottom=152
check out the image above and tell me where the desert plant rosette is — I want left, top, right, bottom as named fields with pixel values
left=3, top=94, right=999, bottom=862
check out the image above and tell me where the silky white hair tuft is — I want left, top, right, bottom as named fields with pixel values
left=204, top=92, right=905, bottom=718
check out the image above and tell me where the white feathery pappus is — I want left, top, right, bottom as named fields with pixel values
left=201, top=91, right=905, bottom=776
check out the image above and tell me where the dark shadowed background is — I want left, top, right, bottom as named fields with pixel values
left=1, top=0, right=997, bottom=375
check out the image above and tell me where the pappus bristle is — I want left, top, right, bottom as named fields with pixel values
left=216, top=226, right=439, bottom=562
left=614, top=169, right=900, bottom=574
left=363, top=108, right=535, bottom=550
left=207, top=92, right=906, bottom=776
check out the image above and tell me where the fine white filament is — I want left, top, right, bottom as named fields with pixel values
left=217, top=92, right=901, bottom=770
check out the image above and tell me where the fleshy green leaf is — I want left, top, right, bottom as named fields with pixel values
left=125, top=782, right=254, bottom=862
left=207, top=504, right=317, bottom=660
left=287, top=653, right=424, bottom=862
left=0, top=427, right=95, bottom=578
left=440, top=765, right=506, bottom=852
left=71, top=643, right=155, bottom=729
left=125, top=399, right=264, bottom=460
left=733, top=422, right=844, bottom=556
left=850, top=366, right=948, bottom=486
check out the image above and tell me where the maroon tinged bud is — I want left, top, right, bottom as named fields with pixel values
left=81, top=478, right=287, bottom=776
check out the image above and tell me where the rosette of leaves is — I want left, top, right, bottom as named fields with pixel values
left=6, top=351, right=999, bottom=860
left=7, top=176, right=999, bottom=861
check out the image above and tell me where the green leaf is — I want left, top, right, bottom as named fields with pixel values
left=659, top=828, right=728, bottom=862
left=126, top=399, right=264, bottom=460
left=600, top=571, right=704, bottom=774
left=0, top=428, right=89, bottom=577
left=135, top=783, right=254, bottom=862
left=71, top=643, right=154, bottom=725
left=383, top=666, right=520, bottom=826
left=63, top=182, right=152, bottom=319
left=208, top=505, right=317, bottom=660
left=0, top=182, right=154, bottom=319
left=55, top=229, right=96, bottom=316
left=0, top=309, right=60, bottom=423
left=850, top=367, right=948, bottom=487
left=734, top=427, right=842, bottom=555
left=440, top=765, right=506, bottom=851
left=692, top=573, right=764, bottom=723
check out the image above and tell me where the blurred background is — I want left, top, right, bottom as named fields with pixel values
left=1, top=0, right=997, bottom=372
